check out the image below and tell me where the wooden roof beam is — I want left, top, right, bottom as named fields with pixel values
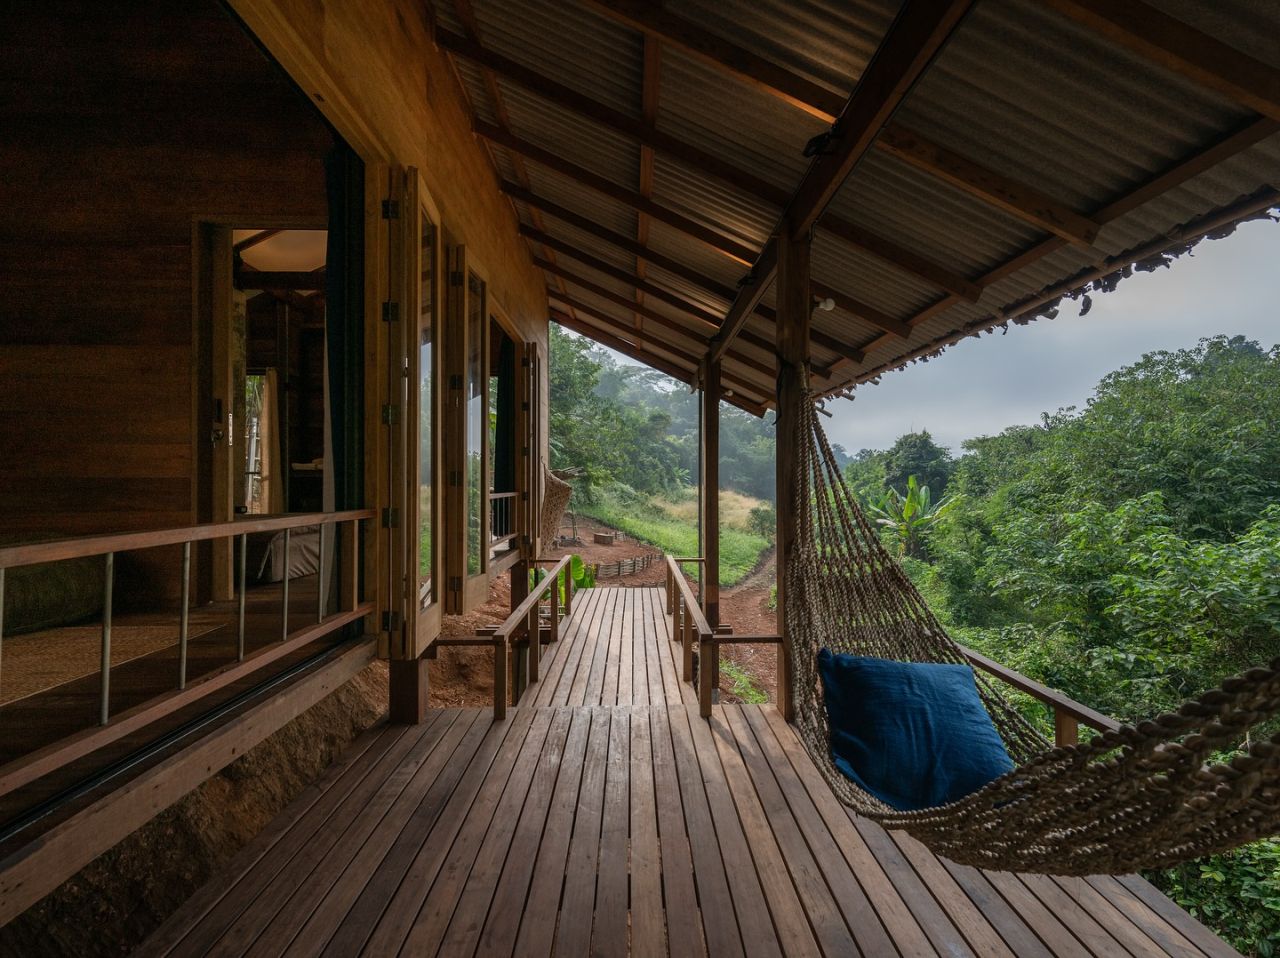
left=532, top=257, right=778, bottom=359
left=711, top=0, right=974, bottom=362
left=550, top=309, right=770, bottom=415
left=548, top=291, right=774, bottom=381
left=1043, top=0, right=1280, bottom=123
left=579, top=0, right=1098, bottom=246
left=522, top=229, right=864, bottom=364
left=443, top=29, right=982, bottom=301
left=517, top=222, right=868, bottom=362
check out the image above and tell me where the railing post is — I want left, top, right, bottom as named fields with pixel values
left=666, top=564, right=674, bottom=614
left=100, top=552, right=114, bottom=726
left=1055, top=707, right=1080, bottom=747
left=178, top=541, right=191, bottom=690
left=549, top=585, right=561, bottom=645
left=493, top=638, right=507, bottom=720
left=563, top=565, right=573, bottom=618
left=527, top=597, right=540, bottom=684
left=340, top=519, right=358, bottom=611
left=0, top=567, right=6, bottom=697
left=681, top=598, right=694, bottom=682
left=280, top=528, right=291, bottom=642
left=699, top=633, right=714, bottom=719
left=237, top=532, right=248, bottom=661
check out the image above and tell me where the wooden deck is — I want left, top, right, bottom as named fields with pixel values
left=141, top=588, right=1238, bottom=957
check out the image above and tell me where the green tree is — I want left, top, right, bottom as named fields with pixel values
left=883, top=430, right=954, bottom=498
left=867, top=475, right=962, bottom=559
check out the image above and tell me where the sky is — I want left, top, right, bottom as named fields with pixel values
left=596, top=217, right=1280, bottom=456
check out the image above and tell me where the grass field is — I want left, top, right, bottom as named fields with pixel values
left=576, top=485, right=771, bottom=587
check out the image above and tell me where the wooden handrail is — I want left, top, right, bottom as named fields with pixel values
left=664, top=555, right=715, bottom=716
left=488, top=490, right=518, bottom=500
left=959, top=644, right=1120, bottom=745
left=0, top=510, right=375, bottom=568
left=488, top=554, right=572, bottom=719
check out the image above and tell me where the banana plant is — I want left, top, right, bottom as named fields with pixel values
left=866, top=475, right=962, bottom=559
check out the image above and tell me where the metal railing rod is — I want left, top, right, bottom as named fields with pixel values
left=100, top=552, right=114, bottom=726
left=281, top=528, right=291, bottom=643
left=237, top=533, right=247, bottom=661
left=316, top=523, right=326, bottom=624
left=178, top=542, right=191, bottom=690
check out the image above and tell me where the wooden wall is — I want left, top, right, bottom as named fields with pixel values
left=0, top=1, right=333, bottom=600
left=226, top=0, right=551, bottom=427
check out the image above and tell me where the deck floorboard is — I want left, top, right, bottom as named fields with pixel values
left=142, top=587, right=1240, bottom=957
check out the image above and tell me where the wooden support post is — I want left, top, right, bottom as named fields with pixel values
left=681, top=599, right=694, bottom=682
left=389, top=655, right=430, bottom=724
left=527, top=599, right=540, bottom=684
left=493, top=640, right=507, bottom=720
left=701, top=357, right=722, bottom=700
left=774, top=218, right=810, bottom=723
left=699, top=636, right=715, bottom=719
left=339, top=520, right=359, bottom=611
left=1055, top=707, right=1080, bottom=747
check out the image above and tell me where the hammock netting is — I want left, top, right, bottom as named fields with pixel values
left=787, top=392, right=1280, bottom=875
left=539, top=466, right=573, bottom=547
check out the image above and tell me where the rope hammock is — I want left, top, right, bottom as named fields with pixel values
left=787, top=392, right=1280, bottom=875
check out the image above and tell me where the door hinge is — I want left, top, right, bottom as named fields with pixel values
left=382, top=301, right=399, bottom=322
left=381, top=199, right=400, bottom=219
left=381, top=610, right=404, bottom=632
left=521, top=491, right=529, bottom=502
left=448, top=373, right=464, bottom=390
left=381, top=507, right=400, bottom=528
left=449, top=270, right=464, bottom=287
left=381, top=403, right=400, bottom=425
left=449, top=576, right=463, bottom=593
left=521, top=356, right=531, bottom=368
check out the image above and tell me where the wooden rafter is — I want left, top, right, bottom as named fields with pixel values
left=550, top=309, right=770, bottom=415
left=234, top=266, right=325, bottom=290
left=233, top=228, right=283, bottom=252
left=443, top=28, right=981, bottom=301
left=532, top=257, right=779, bottom=359
left=1043, top=0, right=1280, bottom=123
left=711, top=0, right=974, bottom=362
left=634, top=33, right=662, bottom=344
left=856, top=115, right=1280, bottom=360
left=548, top=291, right=774, bottom=382
left=449, top=0, right=575, bottom=317
left=517, top=224, right=867, bottom=364
left=579, top=0, right=1098, bottom=246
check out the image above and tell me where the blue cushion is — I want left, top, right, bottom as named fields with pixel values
left=816, top=650, right=1014, bottom=811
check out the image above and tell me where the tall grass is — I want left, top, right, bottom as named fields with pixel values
left=577, top=485, right=770, bottom=587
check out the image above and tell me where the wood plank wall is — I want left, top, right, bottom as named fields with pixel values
left=0, top=1, right=332, bottom=602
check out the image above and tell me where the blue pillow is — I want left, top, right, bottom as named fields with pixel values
left=816, top=650, right=1014, bottom=811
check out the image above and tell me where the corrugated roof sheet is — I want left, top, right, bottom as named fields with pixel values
left=439, top=0, right=1280, bottom=409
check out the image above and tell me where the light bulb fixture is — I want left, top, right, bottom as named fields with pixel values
left=814, top=297, right=835, bottom=312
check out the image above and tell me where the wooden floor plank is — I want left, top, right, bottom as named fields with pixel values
left=136, top=721, right=395, bottom=958
left=437, top=708, right=573, bottom=957
left=885, top=830, right=1018, bottom=958
left=398, top=708, right=558, bottom=955
left=734, top=706, right=903, bottom=958
left=322, top=710, right=502, bottom=956
left=674, top=701, right=783, bottom=958
left=210, top=714, right=453, bottom=957
left=356, top=708, right=537, bottom=955
left=264, top=710, right=471, bottom=956
left=757, top=706, right=939, bottom=957
left=647, top=703, right=710, bottom=958
left=705, top=708, right=826, bottom=957
left=164, top=723, right=421, bottom=957
left=627, top=705, right=667, bottom=958
left=593, top=706, right=631, bottom=956
left=500, top=708, right=592, bottom=957
left=556, top=708, right=612, bottom=955
left=138, top=589, right=1239, bottom=958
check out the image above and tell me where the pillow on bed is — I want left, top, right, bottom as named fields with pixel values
left=816, top=650, right=1013, bottom=812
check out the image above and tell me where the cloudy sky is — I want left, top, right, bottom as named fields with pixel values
left=596, top=217, right=1280, bottom=456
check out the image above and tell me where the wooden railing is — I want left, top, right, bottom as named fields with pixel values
left=0, top=510, right=374, bottom=799
left=438, top=555, right=572, bottom=720
left=960, top=644, right=1121, bottom=745
left=663, top=556, right=1115, bottom=740
left=488, top=490, right=517, bottom=553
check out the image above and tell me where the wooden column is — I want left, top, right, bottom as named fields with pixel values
left=700, top=357, right=721, bottom=702
left=389, top=654, right=429, bottom=724
left=775, top=218, right=811, bottom=723
left=700, top=357, right=721, bottom=629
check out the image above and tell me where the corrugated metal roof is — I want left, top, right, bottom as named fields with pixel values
left=438, top=0, right=1280, bottom=409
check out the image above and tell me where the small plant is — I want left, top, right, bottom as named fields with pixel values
left=719, top=658, right=768, bottom=704
left=531, top=553, right=595, bottom=606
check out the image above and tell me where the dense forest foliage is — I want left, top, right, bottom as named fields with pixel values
left=549, top=324, right=849, bottom=503
left=845, top=336, right=1280, bottom=954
